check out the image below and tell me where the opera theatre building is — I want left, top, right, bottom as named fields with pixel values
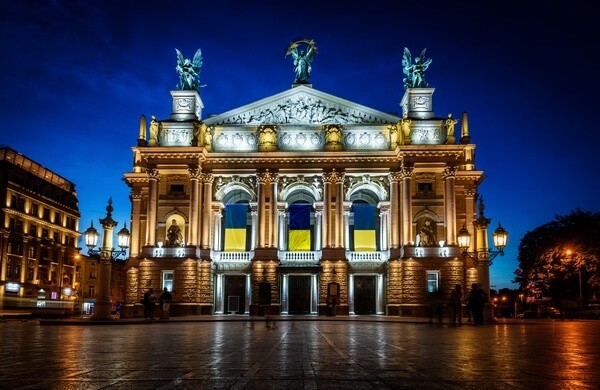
left=121, top=45, right=505, bottom=318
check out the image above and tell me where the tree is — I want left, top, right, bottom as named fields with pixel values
left=516, top=209, right=600, bottom=303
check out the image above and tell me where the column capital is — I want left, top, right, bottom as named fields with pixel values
left=400, top=165, right=414, bottom=178
left=442, top=165, right=457, bottom=179
left=200, top=173, right=214, bottom=183
left=188, top=165, right=201, bottom=179
left=388, top=171, right=403, bottom=183
left=147, top=167, right=160, bottom=180
left=256, top=171, right=277, bottom=184
left=131, top=189, right=143, bottom=200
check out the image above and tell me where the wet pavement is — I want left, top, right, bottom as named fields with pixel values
left=1, top=316, right=599, bottom=389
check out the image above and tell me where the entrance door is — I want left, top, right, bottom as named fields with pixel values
left=224, top=275, right=246, bottom=314
left=288, top=275, right=311, bottom=314
left=354, top=275, right=376, bottom=315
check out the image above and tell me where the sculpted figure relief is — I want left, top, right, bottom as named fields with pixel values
left=444, top=114, right=458, bottom=143
left=166, top=219, right=183, bottom=247
left=149, top=116, right=159, bottom=146
left=417, top=218, right=437, bottom=247
left=286, top=39, right=317, bottom=84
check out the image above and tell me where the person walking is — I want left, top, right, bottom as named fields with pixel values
left=160, top=287, right=172, bottom=319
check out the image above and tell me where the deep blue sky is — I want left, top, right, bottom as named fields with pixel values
left=1, top=1, right=597, bottom=290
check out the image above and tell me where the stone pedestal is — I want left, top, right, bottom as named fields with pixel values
left=401, top=88, right=435, bottom=119
left=170, top=90, right=203, bottom=121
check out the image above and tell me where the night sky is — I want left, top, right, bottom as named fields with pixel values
left=1, top=1, right=597, bottom=290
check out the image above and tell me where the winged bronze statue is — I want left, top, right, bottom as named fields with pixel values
left=175, top=48, right=203, bottom=91
left=402, top=47, right=432, bottom=89
left=285, top=39, right=317, bottom=84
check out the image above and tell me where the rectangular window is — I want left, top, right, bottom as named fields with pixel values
left=170, top=184, right=184, bottom=193
left=43, top=208, right=50, bottom=221
left=426, top=270, right=440, bottom=293
left=162, top=271, right=174, bottom=292
left=418, top=183, right=433, bottom=192
left=32, top=203, right=38, bottom=217
left=29, top=223, right=37, bottom=236
left=88, top=286, right=96, bottom=298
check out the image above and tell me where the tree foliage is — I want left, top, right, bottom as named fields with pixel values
left=516, top=209, right=600, bottom=301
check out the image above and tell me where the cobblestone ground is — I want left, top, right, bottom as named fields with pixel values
left=1, top=318, right=599, bottom=389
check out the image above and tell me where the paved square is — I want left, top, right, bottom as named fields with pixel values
left=1, top=318, right=599, bottom=389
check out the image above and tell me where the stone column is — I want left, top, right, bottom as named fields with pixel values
left=269, top=173, right=279, bottom=248
left=256, top=172, right=269, bottom=248
left=200, top=173, right=213, bottom=250
left=343, top=211, right=350, bottom=249
left=278, top=210, right=286, bottom=250
left=188, top=166, right=201, bottom=246
left=314, top=209, right=322, bottom=251
left=129, top=190, right=142, bottom=258
left=322, top=171, right=334, bottom=248
left=145, top=167, right=159, bottom=246
left=379, top=204, right=390, bottom=251
left=400, top=165, right=414, bottom=245
left=443, top=165, right=457, bottom=245
left=334, top=173, right=345, bottom=248
left=250, top=205, right=258, bottom=250
left=213, top=210, right=222, bottom=251
left=388, top=171, right=401, bottom=249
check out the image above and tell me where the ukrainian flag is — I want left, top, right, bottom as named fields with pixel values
left=224, top=203, right=247, bottom=251
left=288, top=204, right=311, bottom=251
left=353, top=204, right=376, bottom=251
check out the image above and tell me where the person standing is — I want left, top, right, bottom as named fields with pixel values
left=449, top=284, right=463, bottom=327
left=468, top=283, right=487, bottom=325
left=160, top=287, right=172, bottom=319
left=143, top=288, right=156, bottom=320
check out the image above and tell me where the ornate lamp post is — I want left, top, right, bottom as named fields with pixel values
left=83, top=198, right=130, bottom=320
left=457, top=200, right=508, bottom=322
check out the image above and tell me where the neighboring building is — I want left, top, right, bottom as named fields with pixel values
left=122, top=48, right=499, bottom=318
left=74, top=254, right=127, bottom=316
left=0, top=146, right=80, bottom=315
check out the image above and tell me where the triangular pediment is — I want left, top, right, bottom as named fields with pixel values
left=203, top=85, right=400, bottom=126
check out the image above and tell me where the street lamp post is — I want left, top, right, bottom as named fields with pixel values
left=457, top=200, right=508, bottom=323
left=84, top=198, right=130, bottom=320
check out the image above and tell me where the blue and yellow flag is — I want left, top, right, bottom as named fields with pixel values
left=224, top=203, right=247, bottom=251
left=353, top=204, right=376, bottom=251
left=288, top=204, right=311, bottom=251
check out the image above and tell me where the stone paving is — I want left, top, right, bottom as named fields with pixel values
left=1, top=317, right=599, bottom=389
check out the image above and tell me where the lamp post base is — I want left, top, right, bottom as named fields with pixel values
left=91, top=300, right=114, bottom=321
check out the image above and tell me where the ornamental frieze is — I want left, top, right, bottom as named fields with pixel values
left=214, top=92, right=392, bottom=126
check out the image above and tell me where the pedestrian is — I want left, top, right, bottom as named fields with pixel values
left=160, top=287, right=172, bottom=319
left=115, top=301, right=122, bottom=318
left=427, top=289, right=445, bottom=327
left=448, top=284, right=463, bottom=327
left=468, top=283, right=488, bottom=325
left=143, top=288, right=156, bottom=320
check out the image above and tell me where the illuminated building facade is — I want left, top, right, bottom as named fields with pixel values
left=122, top=67, right=493, bottom=318
left=0, top=146, right=80, bottom=314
